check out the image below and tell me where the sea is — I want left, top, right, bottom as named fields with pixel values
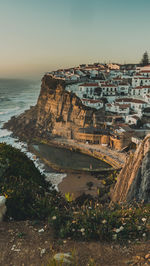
left=0, top=78, right=66, bottom=189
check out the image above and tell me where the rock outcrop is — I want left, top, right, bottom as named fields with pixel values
left=5, top=75, right=96, bottom=140
left=111, top=134, right=150, bottom=203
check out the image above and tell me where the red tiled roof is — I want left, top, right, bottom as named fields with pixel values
left=134, top=86, right=150, bottom=89
left=101, top=84, right=116, bottom=87
left=132, top=115, right=139, bottom=120
left=116, top=98, right=146, bottom=104
left=118, top=83, right=129, bottom=86
left=79, top=83, right=99, bottom=87
left=113, top=77, right=122, bottom=80
left=134, top=77, right=150, bottom=80
left=119, top=104, right=130, bottom=108
left=82, top=99, right=103, bottom=103
left=140, top=70, right=150, bottom=73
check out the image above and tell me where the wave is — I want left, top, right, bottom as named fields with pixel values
left=0, top=106, right=20, bottom=115
left=0, top=129, right=12, bottom=138
left=45, top=172, right=67, bottom=190
left=0, top=133, right=67, bottom=190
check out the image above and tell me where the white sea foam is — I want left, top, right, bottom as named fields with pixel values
left=0, top=82, right=66, bottom=190
left=0, top=129, right=12, bottom=138
left=0, top=106, right=20, bottom=115
left=0, top=132, right=66, bottom=189
left=45, top=172, right=67, bottom=191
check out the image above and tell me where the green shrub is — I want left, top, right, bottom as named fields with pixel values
left=0, top=143, right=150, bottom=242
left=0, top=143, right=61, bottom=220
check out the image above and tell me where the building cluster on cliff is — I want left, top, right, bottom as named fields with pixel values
left=47, top=63, right=150, bottom=127
left=45, top=62, right=150, bottom=151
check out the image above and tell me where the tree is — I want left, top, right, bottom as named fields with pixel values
left=140, top=51, right=149, bottom=66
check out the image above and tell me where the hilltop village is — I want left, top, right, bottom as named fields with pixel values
left=46, top=63, right=150, bottom=151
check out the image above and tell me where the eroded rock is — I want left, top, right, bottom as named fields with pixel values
left=111, top=134, right=150, bottom=203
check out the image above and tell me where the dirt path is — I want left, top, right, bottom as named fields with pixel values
left=0, top=221, right=150, bottom=266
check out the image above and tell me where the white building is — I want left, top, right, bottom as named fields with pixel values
left=131, top=86, right=150, bottom=97
left=115, top=98, right=147, bottom=115
left=144, top=93, right=150, bottom=104
left=78, top=83, right=100, bottom=98
left=132, top=77, right=150, bottom=87
left=101, top=84, right=117, bottom=96
left=117, top=83, right=129, bottom=95
left=125, top=115, right=140, bottom=125
left=105, top=103, right=130, bottom=115
left=139, top=70, right=150, bottom=77
left=82, top=99, right=103, bottom=109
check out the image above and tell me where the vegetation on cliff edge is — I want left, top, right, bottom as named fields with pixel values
left=0, top=143, right=150, bottom=242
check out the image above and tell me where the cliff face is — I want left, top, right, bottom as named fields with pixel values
left=5, top=75, right=95, bottom=140
left=111, top=134, right=150, bottom=203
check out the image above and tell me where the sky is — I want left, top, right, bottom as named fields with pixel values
left=0, top=0, right=150, bottom=79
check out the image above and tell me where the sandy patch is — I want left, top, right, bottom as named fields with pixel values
left=58, top=172, right=102, bottom=199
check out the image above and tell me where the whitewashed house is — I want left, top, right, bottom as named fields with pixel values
left=131, top=86, right=150, bottom=97
left=112, top=77, right=123, bottom=85
left=115, top=98, right=147, bottom=115
left=140, top=70, right=150, bottom=77
left=132, top=77, right=150, bottom=87
left=125, top=115, right=140, bottom=125
left=144, top=93, right=150, bottom=104
left=78, top=83, right=100, bottom=98
left=105, top=103, right=130, bottom=115
left=117, top=83, right=129, bottom=95
left=101, top=84, right=117, bottom=96
left=82, top=99, right=103, bottom=109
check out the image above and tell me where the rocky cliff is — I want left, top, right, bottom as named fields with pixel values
left=5, top=75, right=96, bottom=140
left=111, top=134, right=150, bottom=203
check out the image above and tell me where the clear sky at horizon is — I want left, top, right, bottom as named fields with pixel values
left=1, top=0, right=150, bottom=79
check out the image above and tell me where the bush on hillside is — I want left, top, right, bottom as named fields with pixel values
left=0, top=143, right=150, bottom=242
left=0, top=143, right=63, bottom=220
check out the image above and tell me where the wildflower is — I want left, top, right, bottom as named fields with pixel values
left=143, top=233, right=146, bottom=237
left=115, top=226, right=124, bottom=233
left=80, top=228, right=85, bottom=233
left=112, top=234, right=117, bottom=240
left=73, top=212, right=79, bottom=215
left=142, top=218, right=146, bottom=222
left=52, top=216, right=56, bottom=220
left=72, top=229, right=75, bottom=232
left=102, top=219, right=107, bottom=224
left=137, top=226, right=142, bottom=230
left=38, top=228, right=44, bottom=233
